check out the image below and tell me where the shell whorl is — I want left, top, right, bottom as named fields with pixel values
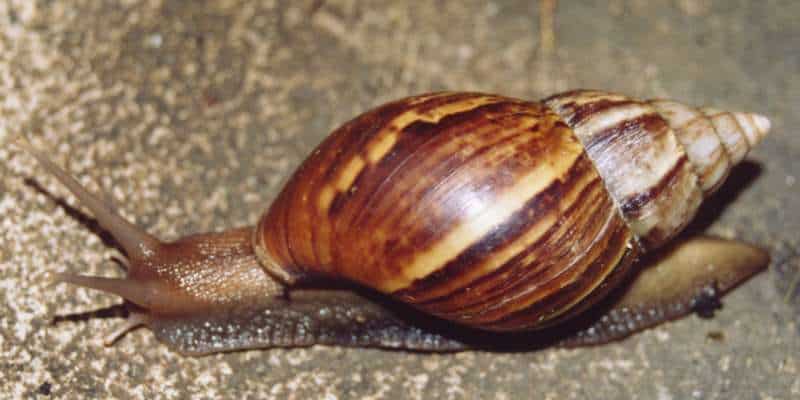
left=649, top=100, right=770, bottom=194
left=254, top=91, right=769, bottom=331
left=545, top=90, right=769, bottom=249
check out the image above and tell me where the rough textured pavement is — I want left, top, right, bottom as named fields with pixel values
left=1, top=1, right=798, bottom=398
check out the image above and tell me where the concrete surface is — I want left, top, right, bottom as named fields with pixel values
left=1, top=0, right=798, bottom=398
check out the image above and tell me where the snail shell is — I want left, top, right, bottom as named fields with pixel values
left=10, top=90, right=770, bottom=354
left=253, top=90, right=770, bottom=331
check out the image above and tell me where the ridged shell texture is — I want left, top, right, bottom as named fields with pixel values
left=255, top=91, right=769, bottom=331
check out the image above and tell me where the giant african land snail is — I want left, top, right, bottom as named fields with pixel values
left=10, top=90, right=771, bottom=355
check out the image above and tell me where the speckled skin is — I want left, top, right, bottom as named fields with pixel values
left=1, top=1, right=798, bottom=399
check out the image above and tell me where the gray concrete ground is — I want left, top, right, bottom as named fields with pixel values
left=1, top=0, right=798, bottom=398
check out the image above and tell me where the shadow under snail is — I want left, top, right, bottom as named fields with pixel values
left=10, top=90, right=771, bottom=355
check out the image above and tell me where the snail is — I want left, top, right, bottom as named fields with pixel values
left=9, top=90, right=771, bottom=355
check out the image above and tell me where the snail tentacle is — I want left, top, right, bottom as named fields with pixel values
left=51, top=273, right=157, bottom=308
left=14, top=139, right=288, bottom=343
left=12, top=136, right=161, bottom=262
left=102, top=312, right=149, bottom=346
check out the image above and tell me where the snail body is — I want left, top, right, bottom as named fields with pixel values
left=12, top=90, right=770, bottom=355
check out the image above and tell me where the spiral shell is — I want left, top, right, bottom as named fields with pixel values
left=253, top=91, right=769, bottom=331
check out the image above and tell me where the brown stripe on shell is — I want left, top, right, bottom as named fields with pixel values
left=618, top=155, right=701, bottom=248
left=429, top=177, right=619, bottom=324
left=562, top=99, right=637, bottom=127
left=280, top=93, right=439, bottom=270
left=544, top=90, right=703, bottom=250
left=393, top=152, right=601, bottom=305
left=314, top=92, right=495, bottom=268
left=327, top=100, right=538, bottom=285
left=339, top=100, right=528, bottom=226
left=620, top=154, right=688, bottom=216
left=361, top=106, right=578, bottom=292
left=310, top=93, right=482, bottom=269
left=412, top=181, right=614, bottom=325
left=258, top=93, right=576, bottom=293
left=647, top=100, right=732, bottom=195
left=581, top=112, right=664, bottom=152
left=324, top=97, right=513, bottom=223
left=412, top=170, right=611, bottom=322
left=482, top=213, right=637, bottom=331
left=260, top=92, right=504, bottom=274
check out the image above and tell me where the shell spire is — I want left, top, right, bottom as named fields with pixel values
left=648, top=100, right=771, bottom=195
left=545, top=90, right=771, bottom=250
